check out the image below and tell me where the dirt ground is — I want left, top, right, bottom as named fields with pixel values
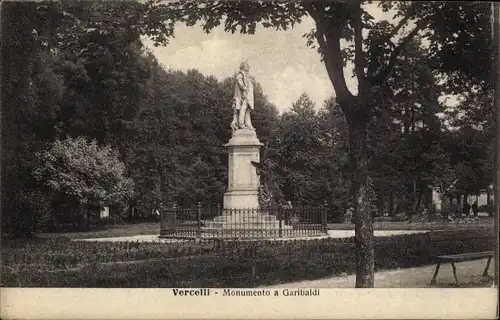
left=261, top=258, right=496, bottom=288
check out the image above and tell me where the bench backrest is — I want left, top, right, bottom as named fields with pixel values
left=427, top=229, right=495, bottom=242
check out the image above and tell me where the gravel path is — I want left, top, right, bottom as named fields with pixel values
left=76, top=230, right=428, bottom=242
left=260, top=258, right=495, bottom=288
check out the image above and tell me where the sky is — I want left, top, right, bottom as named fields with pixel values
left=142, top=4, right=457, bottom=113
left=142, top=18, right=334, bottom=112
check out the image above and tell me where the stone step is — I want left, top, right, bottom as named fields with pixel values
left=203, top=221, right=293, bottom=230
left=199, top=228, right=326, bottom=239
left=213, top=213, right=279, bottom=222
left=200, top=229, right=282, bottom=238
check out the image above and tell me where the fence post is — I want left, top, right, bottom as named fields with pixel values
left=197, top=201, right=202, bottom=238
left=161, top=207, right=166, bottom=236
left=322, top=200, right=328, bottom=233
left=161, top=204, right=177, bottom=238
left=173, top=204, right=177, bottom=232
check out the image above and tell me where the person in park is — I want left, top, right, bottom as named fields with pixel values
left=450, top=198, right=459, bottom=220
left=463, top=200, right=471, bottom=216
left=231, top=61, right=254, bottom=131
left=472, top=200, right=479, bottom=216
left=443, top=198, right=457, bottom=222
left=280, top=201, right=293, bottom=209
left=152, top=207, right=160, bottom=221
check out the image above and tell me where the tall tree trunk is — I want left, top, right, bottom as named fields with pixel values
left=408, top=180, right=417, bottom=221
left=410, top=104, right=415, bottom=132
left=412, top=183, right=424, bottom=212
left=376, top=192, right=384, bottom=217
left=79, top=205, right=87, bottom=231
left=463, top=193, right=469, bottom=215
left=348, top=118, right=374, bottom=288
left=403, top=105, right=410, bottom=134
left=128, top=205, right=134, bottom=221
left=389, top=192, right=394, bottom=218
left=308, top=2, right=375, bottom=288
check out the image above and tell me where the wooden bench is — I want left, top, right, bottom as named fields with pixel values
left=427, top=229, right=494, bottom=286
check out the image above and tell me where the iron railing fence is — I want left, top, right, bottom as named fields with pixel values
left=160, top=204, right=328, bottom=239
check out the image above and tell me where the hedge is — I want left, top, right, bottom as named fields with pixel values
left=1, top=238, right=220, bottom=271
left=1, top=232, right=494, bottom=287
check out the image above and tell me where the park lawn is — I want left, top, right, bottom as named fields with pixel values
left=2, top=227, right=494, bottom=288
left=38, top=217, right=495, bottom=240
left=329, top=217, right=494, bottom=231
left=40, top=222, right=161, bottom=239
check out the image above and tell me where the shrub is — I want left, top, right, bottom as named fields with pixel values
left=33, top=137, right=134, bottom=231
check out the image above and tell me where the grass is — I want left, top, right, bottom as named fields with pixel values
left=40, top=222, right=160, bottom=239
left=1, top=236, right=220, bottom=277
left=4, top=216, right=493, bottom=288
left=2, top=228, right=495, bottom=288
left=330, top=218, right=494, bottom=231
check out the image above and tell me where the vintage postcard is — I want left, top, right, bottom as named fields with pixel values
left=1, top=0, right=498, bottom=319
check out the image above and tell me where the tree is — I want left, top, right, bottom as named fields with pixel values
left=1, top=1, right=67, bottom=237
left=275, top=94, right=335, bottom=206
left=318, top=98, right=351, bottom=218
left=0, top=0, right=157, bottom=235
left=34, top=137, right=134, bottom=230
left=144, top=0, right=492, bottom=287
left=425, top=2, right=493, bottom=94
left=365, top=40, right=448, bottom=219
left=270, top=94, right=350, bottom=219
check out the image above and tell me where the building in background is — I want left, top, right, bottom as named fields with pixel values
left=431, top=185, right=494, bottom=214
left=100, top=206, right=110, bottom=219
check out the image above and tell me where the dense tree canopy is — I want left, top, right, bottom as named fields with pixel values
left=275, top=94, right=349, bottom=212
left=1, top=0, right=493, bottom=288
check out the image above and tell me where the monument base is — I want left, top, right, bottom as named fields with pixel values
left=204, top=128, right=289, bottom=238
left=223, top=190, right=260, bottom=210
left=201, top=211, right=293, bottom=238
left=223, top=128, right=262, bottom=210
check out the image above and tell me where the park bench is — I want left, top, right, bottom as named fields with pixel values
left=426, top=229, right=494, bottom=286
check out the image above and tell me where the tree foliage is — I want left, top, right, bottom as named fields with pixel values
left=1, top=1, right=66, bottom=236
left=275, top=93, right=349, bottom=213
left=34, top=137, right=134, bottom=207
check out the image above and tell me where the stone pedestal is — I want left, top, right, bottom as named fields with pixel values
left=200, top=129, right=293, bottom=238
left=222, top=129, right=262, bottom=210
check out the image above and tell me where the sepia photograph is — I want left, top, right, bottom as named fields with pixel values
left=1, top=0, right=499, bottom=318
